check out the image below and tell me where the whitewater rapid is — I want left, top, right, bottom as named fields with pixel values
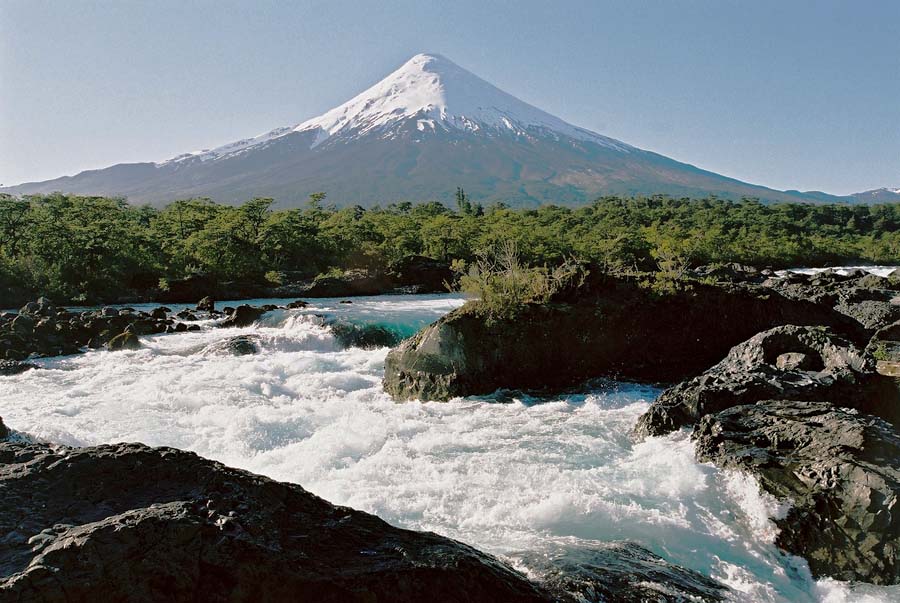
left=2, top=293, right=897, bottom=603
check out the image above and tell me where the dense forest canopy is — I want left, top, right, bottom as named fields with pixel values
left=1, top=192, right=899, bottom=304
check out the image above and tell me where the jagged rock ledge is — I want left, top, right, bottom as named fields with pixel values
left=634, top=325, right=900, bottom=437
left=693, top=400, right=900, bottom=584
left=0, top=433, right=726, bottom=602
left=384, top=274, right=862, bottom=401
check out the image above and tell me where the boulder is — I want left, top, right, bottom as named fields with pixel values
left=0, top=417, right=7, bottom=440
left=0, top=300, right=173, bottom=360
left=384, top=277, right=862, bottom=401
left=0, top=441, right=548, bottom=602
left=329, top=322, right=403, bottom=350
left=219, top=305, right=266, bottom=328
left=196, top=296, right=215, bottom=312
left=634, top=325, right=898, bottom=437
left=300, top=268, right=395, bottom=298
left=693, top=400, right=900, bottom=584
left=0, top=360, right=37, bottom=376
left=205, top=335, right=260, bottom=356
left=106, top=331, right=141, bottom=351
left=150, top=306, right=170, bottom=320
left=286, top=299, right=308, bottom=309
left=512, top=543, right=727, bottom=603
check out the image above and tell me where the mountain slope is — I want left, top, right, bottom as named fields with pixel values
left=851, top=188, right=900, bottom=203
left=3, top=53, right=852, bottom=206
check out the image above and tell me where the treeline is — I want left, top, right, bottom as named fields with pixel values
left=1, top=192, right=899, bottom=304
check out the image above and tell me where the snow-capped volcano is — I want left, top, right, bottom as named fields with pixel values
left=167, top=53, right=631, bottom=164
left=3, top=53, right=851, bottom=206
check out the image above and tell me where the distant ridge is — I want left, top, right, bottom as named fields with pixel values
left=850, top=188, right=900, bottom=203
left=2, top=53, right=859, bottom=207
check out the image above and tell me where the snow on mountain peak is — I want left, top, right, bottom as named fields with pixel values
left=163, top=53, right=629, bottom=164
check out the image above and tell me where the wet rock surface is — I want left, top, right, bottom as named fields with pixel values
left=635, top=325, right=899, bottom=437
left=0, top=441, right=552, bottom=603
left=512, top=542, right=727, bottom=603
left=0, top=359, right=38, bottom=375
left=0, top=298, right=171, bottom=360
left=329, top=321, right=403, bottom=350
left=693, top=400, right=900, bottom=584
left=205, top=334, right=261, bottom=356
left=219, top=304, right=267, bottom=328
left=0, top=440, right=727, bottom=602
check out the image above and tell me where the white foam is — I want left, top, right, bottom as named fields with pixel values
left=778, top=265, right=899, bottom=278
left=3, top=292, right=898, bottom=602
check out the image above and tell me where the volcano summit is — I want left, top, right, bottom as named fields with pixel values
left=3, top=53, right=845, bottom=206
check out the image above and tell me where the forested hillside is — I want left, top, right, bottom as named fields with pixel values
left=1, top=191, right=898, bottom=304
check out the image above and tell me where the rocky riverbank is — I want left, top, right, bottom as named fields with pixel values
left=383, top=271, right=868, bottom=401
left=382, top=266, right=900, bottom=585
left=0, top=422, right=727, bottom=602
left=5, top=257, right=454, bottom=308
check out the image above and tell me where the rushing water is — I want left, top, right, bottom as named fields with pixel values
left=2, top=292, right=898, bottom=602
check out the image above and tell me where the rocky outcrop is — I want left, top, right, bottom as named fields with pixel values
left=635, top=326, right=899, bottom=437
left=0, top=298, right=171, bottom=360
left=384, top=277, right=861, bottom=401
left=282, top=269, right=396, bottom=298
left=0, top=441, right=552, bottom=602
left=271, top=261, right=452, bottom=299
left=219, top=304, right=268, bottom=328
left=0, top=440, right=727, bottom=602
left=511, top=543, right=727, bottom=603
left=766, top=270, right=900, bottom=333
left=693, top=400, right=900, bottom=584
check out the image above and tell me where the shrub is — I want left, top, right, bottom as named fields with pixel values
left=457, top=240, right=585, bottom=319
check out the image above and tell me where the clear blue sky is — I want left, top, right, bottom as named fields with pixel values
left=1, top=0, right=897, bottom=194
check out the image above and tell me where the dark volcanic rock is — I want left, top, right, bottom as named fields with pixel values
left=0, top=360, right=37, bottom=376
left=205, top=335, right=261, bottom=356
left=196, top=296, right=215, bottom=312
left=770, top=271, right=900, bottom=333
left=0, top=441, right=552, bottom=602
left=299, top=269, right=395, bottom=298
left=693, top=400, right=900, bottom=584
left=106, top=331, right=142, bottom=351
left=0, top=298, right=169, bottom=360
left=219, top=304, right=267, bottom=328
left=150, top=306, right=169, bottom=319
left=635, top=325, right=899, bottom=437
left=329, top=321, right=403, bottom=349
left=513, top=543, right=727, bottom=603
left=384, top=276, right=861, bottom=401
